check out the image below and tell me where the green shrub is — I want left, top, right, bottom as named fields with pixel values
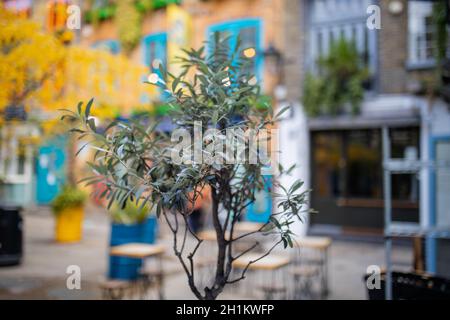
left=110, top=200, right=153, bottom=224
left=52, top=186, right=87, bottom=215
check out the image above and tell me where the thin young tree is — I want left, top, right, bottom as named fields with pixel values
left=62, top=34, right=310, bottom=300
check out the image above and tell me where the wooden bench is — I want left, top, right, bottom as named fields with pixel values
left=99, top=279, right=132, bottom=300
left=258, top=284, right=287, bottom=300
left=289, top=265, right=320, bottom=299
left=293, top=237, right=332, bottom=298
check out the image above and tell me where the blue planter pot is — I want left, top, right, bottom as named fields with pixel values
left=108, top=217, right=158, bottom=280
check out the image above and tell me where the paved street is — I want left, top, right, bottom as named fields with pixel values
left=0, top=206, right=413, bottom=300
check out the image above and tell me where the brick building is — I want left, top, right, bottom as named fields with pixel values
left=285, top=0, right=450, bottom=277
left=77, top=0, right=310, bottom=236
left=4, top=0, right=448, bottom=276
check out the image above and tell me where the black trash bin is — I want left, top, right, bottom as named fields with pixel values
left=365, top=271, right=450, bottom=300
left=0, top=205, right=23, bottom=266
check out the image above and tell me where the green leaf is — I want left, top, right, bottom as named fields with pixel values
left=212, top=110, right=219, bottom=124
left=76, top=143, right=89, bottom=156
left=172, top=77, right=180, bottom=92
left=88, top=118, right=96, bottom=132
left=85, top=98, right=94, bottom=118
left=289, top=180, right=304, bottom=194
left=274, top=105, right=290, bottom=119
left=156, top=201, right=162, bottom=218
left=77, top=101, right=82, bottom=115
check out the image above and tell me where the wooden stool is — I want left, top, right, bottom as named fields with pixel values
left=290, top=266, right=319, bottom=300
left=259, top=284, right=287, bottom=300
left=99, top=280, right=131, bottom=300
left=139, top=265, right=181, bottom=299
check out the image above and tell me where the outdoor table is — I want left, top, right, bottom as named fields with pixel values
left=234, top=222, right=264, bottom=233
left=197, top=229, right=220, bottom=242
left=293, top=236, right=331, bottom=298
left=232, top=253, right=291, bottom=299
left=110, top=243, right=166, bottom=299
left=197, top=226, right=263, bottom=261
left=232, top=253, right=290, bottom=270
left=198, top=222, right=264, bottom=241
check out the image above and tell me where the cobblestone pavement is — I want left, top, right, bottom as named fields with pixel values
left=0, top=206, right=413, bottom=300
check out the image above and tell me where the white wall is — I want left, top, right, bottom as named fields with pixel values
left=430, top=100, right=450, bottom=136
left=277, top=101, right=310, bottom=237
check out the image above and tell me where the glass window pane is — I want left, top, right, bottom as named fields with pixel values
left=345, top=130, right=382, bottom=198
left=392, top=173, right=419, bottom=201
left=390, top=127, right=420, bottom=159
left=408, top=1, right=434, bottom=63
left=17, top=143, right=26, bottom=175
left=238, top=26, right=257, bottom=77
left=149, top=42, right=156, bottom=71
left=312, top=132, right=343, bottom=198
left=317, top=31, right=323, bottom=56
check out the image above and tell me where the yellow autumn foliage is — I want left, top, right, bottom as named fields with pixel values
left=0, top=6, right=156, bottom=123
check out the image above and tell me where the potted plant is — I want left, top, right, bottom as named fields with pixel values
left=64, top=34, right=309, bottom=300
left=51, top=185, right=87, bottom=243
left=108, top=200, right=158, bottom=280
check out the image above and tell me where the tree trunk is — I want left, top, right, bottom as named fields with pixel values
left=206, top=186, right=227, bottom=300
left=66, top=134, right=77, bottom=186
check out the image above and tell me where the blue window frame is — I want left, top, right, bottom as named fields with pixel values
left=427, top=135, right=450, bottom=273
left=142, top=33, right=167, bottom=80
left=207, top=19, right=263, bottom=82
left=92, top=39, right=121, bottom=54
left=142, top=33, right=167, bottom=101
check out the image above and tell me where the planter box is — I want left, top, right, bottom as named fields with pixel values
left=55, top=207, right=84, bottom=243
left=108, top=217, right=158, bottom=280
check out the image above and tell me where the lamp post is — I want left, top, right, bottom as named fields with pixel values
left=264, top=43, right=284, bottom=87
left=264, top=43, right=290, bottom=114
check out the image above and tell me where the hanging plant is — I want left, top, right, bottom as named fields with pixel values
left=302, top=38, right=369, bottom=117
left=115, top=0, right=142, bottom=55
left=84, top=1, right=117, bottom=24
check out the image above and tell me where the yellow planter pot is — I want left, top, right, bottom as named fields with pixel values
left=55, top=206, right=84, bottom=243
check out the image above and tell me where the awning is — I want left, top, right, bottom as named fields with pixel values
left=308, top=114, right=421, bottom=131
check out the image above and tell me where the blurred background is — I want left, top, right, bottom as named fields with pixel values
left=0, top=0, right=449, bottom=300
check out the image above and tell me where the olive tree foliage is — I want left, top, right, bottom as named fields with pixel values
left=62, top=34, right=309, bottom=300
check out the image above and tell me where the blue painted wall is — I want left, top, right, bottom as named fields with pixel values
left=36, top=136, right=67, bottom=205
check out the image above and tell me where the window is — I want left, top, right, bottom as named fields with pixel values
left=345, top=130, right=382, bottom=199
left=433, top=138, right=450, bottom=228
left=390, top=127, right=420, bottom=159
left=142, top=33, right=167, bottom=100
left=0, top=125, right=34, bottom=184
left=311, top=128, right=420, bottom=228
left=408, top=1, right=435, bottom=66
left=92, top=40, right=120, bottom=55
left=313, top=129, right=382, bottom=200
left=208, top=19, right=263, bottom=82
left=308, top=0, right=376, bottom=74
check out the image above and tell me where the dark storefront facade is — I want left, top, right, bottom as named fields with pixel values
left=310, top=125, right=421, bottom=233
